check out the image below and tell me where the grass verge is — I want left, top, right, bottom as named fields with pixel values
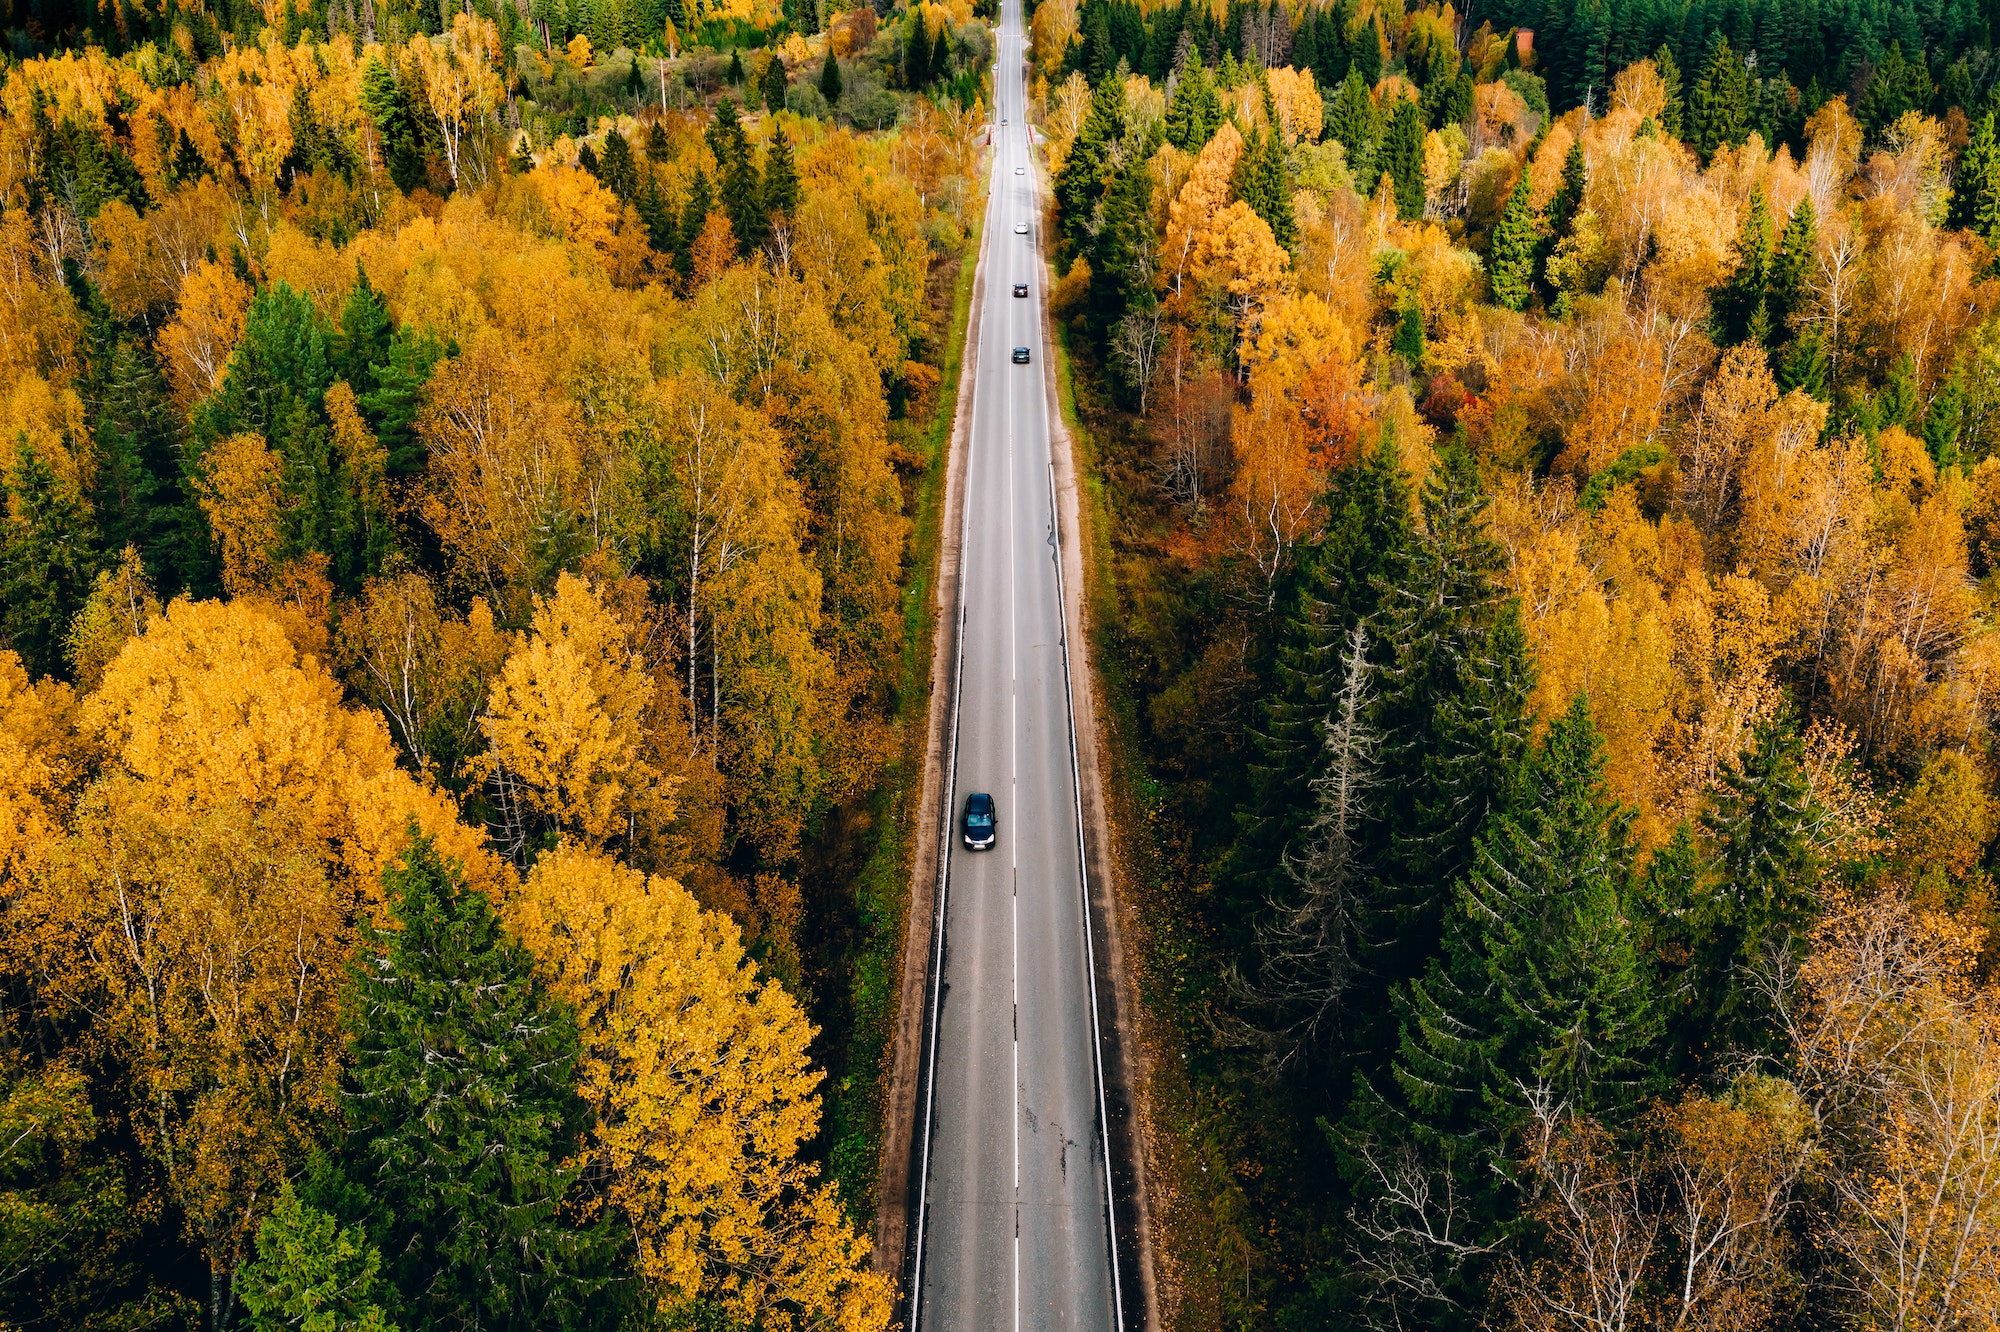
left=820, top=201, right=984, bottom=1224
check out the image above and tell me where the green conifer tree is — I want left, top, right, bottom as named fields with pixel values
left=1231, top=436, right=1413, bottom=917
left=1383, top=97, right=1426, bottom=221
left=1769, top=196, right=1816, bottom=333
left=346, top=835, right=616, bottom=1331
left=1923, top=361, right=1966, bottom=469
left=1326, top=67, right=1380, bottom=188
left=1653, top=44, right=1683, bottom=140
left=1778, top=323, right=1829, bottom=400
left=1716, top=185, right=1775, bottom=345
left=1548, top=139, right=1586, bottom=240
left=676, top=167, right=714, bottom=282
left=1056, top=72, right=1125, bottom=252
left=598, top=128, right=637, bottom=202
left=762, top=127, right=800, bottom=220
left=762, top=52, right=788, bottom=111
left=1487, top=168, right=1539, bottom=311
left=1163, top=53, right=1221, bottom=150
left=1686, top=37, right=1750, bottom=161
left=1695, top=714, right=1824, bottom=1053
left=235, top=1185, right=396, bottom=1332
left=1, top=438, right=98, bottom=679
left=819, top=46, right=843, bottom=104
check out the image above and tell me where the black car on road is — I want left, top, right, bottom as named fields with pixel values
left=1012, top=346, right=1031, bottom=363
left=1012, top=282, right=1029, bottom=297
left=963, top=792, right=997, bottom=849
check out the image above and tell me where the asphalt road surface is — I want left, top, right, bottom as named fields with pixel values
left=909, top=2, right=1123, bottom=1328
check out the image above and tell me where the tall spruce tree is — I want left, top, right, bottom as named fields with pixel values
left=818, top=46, right=843, bottom=103
left=345, top=835, right=618, bottom=1331
left=1716, top=185, right=1775, bottom=346
left=1056, top=73, right=1125, bottom=253
left=1488, top=168, right=1539, bottom=311
left=1950, top=111, right=2000, bottom=242
left=1163, top=53, right=1222, bottom=149
left=1654, top=43, right=1683, bottom=140
left=1326, top=67, right=1380, bottom=189
left=1381, top=695, right=1661, bottom=1322
left=1382, top=96, right=1426, bottom=220
left=1686, top=37, right=1751, bottom=161
left=1769, top=196, right=1816, bottom=334
left=1, top=439, right=98, bottom=678
left=1361, top=444, right=1536, bottom=992
left=762, top=127, right=800, bottom=221
left=1231, top=435, right=1412, bottom=919
left=1695, top=714, right=1825, bottom=1054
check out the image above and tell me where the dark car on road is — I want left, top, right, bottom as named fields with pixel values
left=1012, top=282, right=1029, bottom=297
left=963, top=792, right=997, bottom=849
left=1012, top=346, right=1031, bottom=364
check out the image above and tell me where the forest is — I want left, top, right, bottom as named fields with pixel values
left=0, top=0, right=997, bottom=1325
left=1030, top=0, right=2000, bottom=1327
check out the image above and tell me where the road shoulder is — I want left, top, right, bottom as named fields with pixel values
left=873, top=139, right=990, bottom=1295
left=1037, top=171, right=1165, bottom=1332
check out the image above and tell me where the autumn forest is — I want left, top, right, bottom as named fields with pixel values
left=3, top=0, right=2000, bottom=1324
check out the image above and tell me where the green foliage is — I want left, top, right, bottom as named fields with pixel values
left=761, top=54, right=788, bottom=112
left=1547, top=139, right=1586, bottom=241
left=1056, top=73, right=1125, bottom=254
left=1163, top=54, right=1222, bottom=151
left=1695, top=714, right=1825, bottom=1053
left=360, top=57, right=425, bottom=193
left=1, top=438, right=98, bottom=679
left=1382, top=97, right=1426, bottom=222
left=1230, top=437, right=1412, bottom=913
left=1488, top=168, right=1539, bottom=311
left=1949, top=111, right=2000, bottom=242
left=599, top=130, right=639, bottom=203
left=1769, top=196, right=1817, bottom=334
left=1655, top=43, right=1683, bottom=138
left=1686, top=36, right=1751, bottom=161
left=345, top=835, right=620, bottom=1332
left=1236, top=127, right=1298, bottom=249
left=1716, top=185, right=1775, bottom=346
left=819, top=47, right=843, bottom=104
left=237, top=1186, right=398, bottom=1332
left=1325, top=68, right=1380, bottom=193
left=763, top=128, right=800, bottom=220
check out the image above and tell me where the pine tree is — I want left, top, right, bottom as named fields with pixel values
left=1326, top=67, right=1380, bottom=187
left=1923, top=361, right=1966, bottom=468
left=576, top=140, right=600, bottom=178
left=338, top=270, right=394, bottom=398
left=1383, top=96, right=1426, bottom=221
left=1950, top=111, right=2000, bottom=242
left=1488, top=168, right=1539, bottom=311
left=511, top=133, right=535, bottom=174
left=359, top=56, right=423, bottom=192
left=636, top=170, right=675, bottom=253
left=235, top=1185, right=395, bottom=1332
left=1395, top=694, right=1659, bottom=1154
left=762, top=127, right=799, bottom=220
left=1363, top=444, right=1536, bottom=987
left=1778, top=323, right=1828, bottom=400
left=1769, top=196, right=1816, bottom=333
left=906, top=15, right=932, bottom=87
left=676, top=167, right=714, bottom=282
left=1088, top=153, right=1156, bottom=350
left=1695, top=714, right=1824, bottom=1053
left=645, top=121, right=671, bottom=163
left=1686, top=37, right=1750, bottom=161
left=598, top=128, right=638, bottom=202
left=931, top=24, right=951, bottom=86
left=1237, top=127, right=1297, bottom=248
left=1231, top=434, right=1412, bottom=932
left=1163, top=53, right=1221, bottom=150
left=358, top=327, right=449, bottom=477
left=1716, top=185, right=1775, bottom=346
left=1056, top=72, right=1124, bottom=253
left=761, top=52, right=787, bottom=111
left=1, top=438, right=99, bottom=679
left=725, top=47, right=744, bottom=84
left=818, top=46, right=843, bottom=104
left=1392, top=301, right=1425, bottom=368
left=346, top=835, right=617, bottom=1331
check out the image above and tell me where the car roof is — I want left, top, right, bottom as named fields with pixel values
left=966, top=791, right=993, bottom=809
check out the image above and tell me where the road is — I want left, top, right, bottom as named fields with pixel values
left=907, top=0, right=1124, bottom=1328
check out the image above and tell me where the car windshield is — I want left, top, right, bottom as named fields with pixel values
left=967, top=812, right=992, bottom=828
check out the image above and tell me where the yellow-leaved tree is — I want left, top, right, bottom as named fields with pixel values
left=6, top=598, right=500, bottom=1323
left=483, top=571, right=682, bottom=859
left=510, top=844, right=895, bottom=1332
